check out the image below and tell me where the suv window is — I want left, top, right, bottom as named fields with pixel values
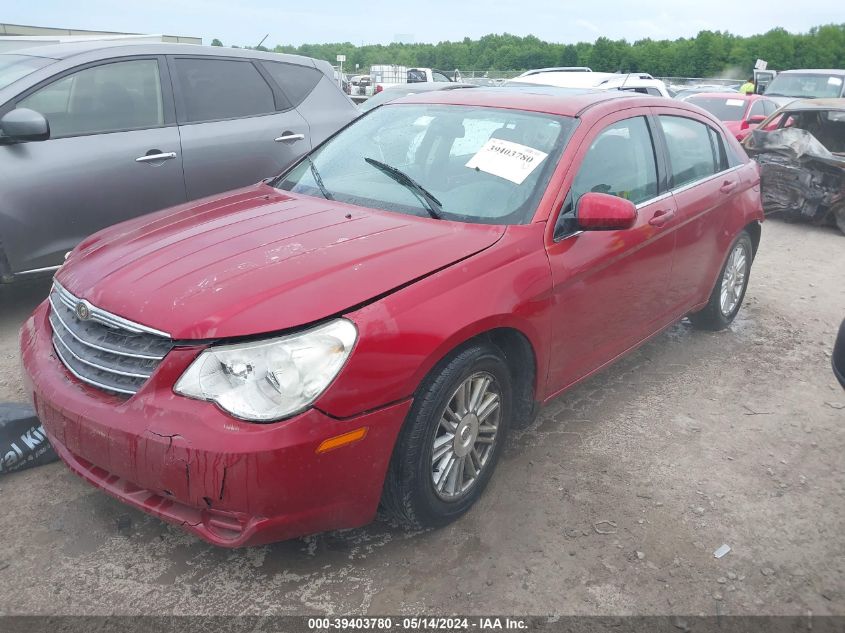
left=260, top=61, right=322, bottom=108
left=571, top=116, right=658, bottom=205
left=659, top=116, right=720, bottom=187
left=173, top=58, right=275, bottom=123
left=18, top=59, right=164, bottom=138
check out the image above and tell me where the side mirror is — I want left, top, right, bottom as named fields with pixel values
left=0, top=108, right=50, bottom=143
left=577, top=192, right=637, bottom=231
left=747, top=114, right=767, bottom=125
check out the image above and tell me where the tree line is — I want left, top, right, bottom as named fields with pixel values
left=211, top=24, right=845, bottom=78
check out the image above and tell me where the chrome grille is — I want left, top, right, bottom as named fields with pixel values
left=48, top=282, right=174, bottom=396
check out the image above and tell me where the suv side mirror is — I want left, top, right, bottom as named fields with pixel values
left=577, top=192, right=638, bottom=231
left=0, top=108, right=50, bottom=143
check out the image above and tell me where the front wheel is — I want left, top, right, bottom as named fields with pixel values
left=688, top=231, right=753, bottom=331
left=381, top=343, right=512, bottom=529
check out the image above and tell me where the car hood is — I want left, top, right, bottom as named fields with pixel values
left=56, top=184, right=506, bottom=340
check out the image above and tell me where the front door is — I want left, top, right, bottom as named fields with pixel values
left=545, top=113, right=678, bottom=395
left=1, top=57, right=185, bottom=274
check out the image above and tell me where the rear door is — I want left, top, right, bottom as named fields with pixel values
left=260, top=59, right=357, bottom=148
left=169, top=55, right=310, bottom=200
left=0, top=56, right=184, bottom=274
left=652, top=110, right=744, bottom=311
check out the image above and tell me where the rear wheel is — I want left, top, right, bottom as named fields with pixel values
left=689, top=231, right=753, bottom=331
left=382, top=343, right=512, bottom=529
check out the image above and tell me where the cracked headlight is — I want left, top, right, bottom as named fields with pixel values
left=174, top=319, right=357, bottom=422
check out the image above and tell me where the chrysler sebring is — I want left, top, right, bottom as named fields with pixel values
left=21, top=87, right=764, bottom=546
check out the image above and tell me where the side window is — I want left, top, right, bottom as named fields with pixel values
left=432, top=72, right=451, bottom=82
left=407, top=69, right=427, bottom=83
left=571, top=116, right=658, bottom=205
left=260, top=61, right=322, bottom=107
left=172, top=58, right=275, bottom=123
left=748, top=100, right=766, bottom=119
left=18, top=59, right=164, bottom=138
left=659, top=115, right=719, bottom=187
left=763, top=100, right=778, bottom=116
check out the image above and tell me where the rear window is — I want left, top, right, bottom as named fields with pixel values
left=173, top=58, right=275, bottom=123
left=688, top=96, right=748, bottom=121
left=260, top=61, right=322, bottom=108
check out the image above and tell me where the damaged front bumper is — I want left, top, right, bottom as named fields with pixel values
left=745, top=127, right=845, bottom=232
left=20, top=300, right=411, bottom=547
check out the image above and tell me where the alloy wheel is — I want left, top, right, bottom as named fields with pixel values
left=720, top=242, right=748, bottom=316
left=431, top=371, right=502, bottom=500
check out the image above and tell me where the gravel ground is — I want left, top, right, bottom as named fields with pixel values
left=0, top=219, right=842, bottom=616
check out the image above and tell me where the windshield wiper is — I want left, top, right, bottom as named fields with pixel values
left=306, top=155, right=333, bottom=201
left=363, top=157, right=442, bottom=219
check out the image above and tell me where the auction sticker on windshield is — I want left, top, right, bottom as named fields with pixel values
left=465, top=138, right=548, bottom=184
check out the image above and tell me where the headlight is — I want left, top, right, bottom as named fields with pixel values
left=174, top=319, right=357, bottom=422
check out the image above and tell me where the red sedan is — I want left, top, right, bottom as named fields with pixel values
left=684, top=92, right=780, bottom=141
left=21, top=88, right=764, bottom=547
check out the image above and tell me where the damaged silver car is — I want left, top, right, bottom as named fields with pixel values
left=744, top=98, right=845, bottom=234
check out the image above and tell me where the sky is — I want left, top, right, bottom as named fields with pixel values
left=4, top=0, right=842, bottom=47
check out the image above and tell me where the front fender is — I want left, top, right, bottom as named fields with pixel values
left=315, top=223, right=554, bottom=419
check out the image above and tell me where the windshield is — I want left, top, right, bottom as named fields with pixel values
left=0, top=54, right=52, bottom=91
left=687, top=96, right=749, bottom=121
left=273, top=104, right=575, bottom=225
left=765, top=73, right=844, bottom=99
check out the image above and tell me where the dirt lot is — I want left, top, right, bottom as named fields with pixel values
left=0, top=219, right=843, bottom=616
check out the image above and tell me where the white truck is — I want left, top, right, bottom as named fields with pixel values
left=370, top=65, right=462, bottom=94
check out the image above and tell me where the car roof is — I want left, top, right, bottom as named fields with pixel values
left=392, top=86, right=673, bottom=117
left=4, top=41, right=317, bottom=67
left=380, top=82, right=478, bottom=93
left=778, top=69, right=845, bottom=75
left=779, top=97, right=845, bottom=112
left=687, top=92, right=760, bottom=100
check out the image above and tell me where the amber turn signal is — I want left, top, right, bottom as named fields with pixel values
left=316, top=427, right=368, bottom=454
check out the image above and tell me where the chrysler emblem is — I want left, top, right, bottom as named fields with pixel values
left=75, top=300, right=92, bottom=321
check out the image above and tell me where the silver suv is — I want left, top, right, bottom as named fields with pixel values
left=0, top=42, right=358, bottom=283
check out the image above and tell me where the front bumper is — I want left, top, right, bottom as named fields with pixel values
left=20, top=301, right=411, bottom=547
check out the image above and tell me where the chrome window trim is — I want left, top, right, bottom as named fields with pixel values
left=53, top=281, right=171, bottom=338
left=668, top=164, right=742, bottom=196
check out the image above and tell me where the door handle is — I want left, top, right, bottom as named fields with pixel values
left=719, top=179, right=737, bottom=194
left=135, top=151, right=177, bottom=163
left=275, top=132, right=305, bottom=142
left=648, top=209, right=676, bottom=227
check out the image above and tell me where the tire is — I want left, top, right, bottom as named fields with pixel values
left=688, top=231, right=754, bottom=331
left=382, top=343, right=513, bottom=529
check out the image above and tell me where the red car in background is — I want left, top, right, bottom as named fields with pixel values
left=21, top=88, right=764, bottom=547
left=685, top=92, right=780, bottom=141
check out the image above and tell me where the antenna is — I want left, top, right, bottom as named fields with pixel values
left=619, top=72, right=632, bottom=93
left=256, top=33, right=269, bottom=49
